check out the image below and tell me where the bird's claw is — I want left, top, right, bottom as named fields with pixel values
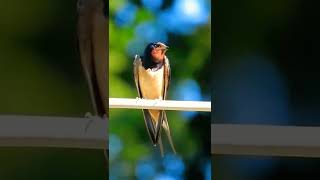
left=84, top=112, right=94, bottom=133
left=135, top=97, right=142, bottom=103
left=153, top=98, right=162, bottom=106
left=85, top=112, right=93, bottom=118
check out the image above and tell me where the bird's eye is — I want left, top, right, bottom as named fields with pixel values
left=154, top=44, right=160, bottom=48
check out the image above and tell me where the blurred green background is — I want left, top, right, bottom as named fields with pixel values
left=109, top=0, right=211, bottom=179
left=0, top=0, right=106, bottom=179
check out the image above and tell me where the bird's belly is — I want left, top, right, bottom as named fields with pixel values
left=138, top=67, right=164, bottom=100
left=138, top=66, right=164, bottom=121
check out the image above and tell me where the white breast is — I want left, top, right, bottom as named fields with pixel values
left=138, top=65, right=164, bottom=100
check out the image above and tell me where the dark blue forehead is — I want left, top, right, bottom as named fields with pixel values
left=147, top=42, right=157, bottom=48
left=144, top=42, right=157, bottom=54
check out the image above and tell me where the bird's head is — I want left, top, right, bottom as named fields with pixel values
left=144, top=42, right=169, bottom=63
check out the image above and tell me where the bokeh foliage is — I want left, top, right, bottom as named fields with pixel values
left=109, top=0, right=211, bottom=179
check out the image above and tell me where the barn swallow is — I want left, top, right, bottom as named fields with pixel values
left=133, top=42, right=176, bottom=156
left=77, top=0, right=108, bottom=169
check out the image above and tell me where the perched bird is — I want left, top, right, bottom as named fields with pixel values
left=77, top=0, right=108, bottom=171
left=133, top=42, right=176, bottom=156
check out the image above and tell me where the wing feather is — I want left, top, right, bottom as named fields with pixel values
left=134, top=55, right=175, bottom=153
left=92, top=0, right=108, bottom=115
left=133, top=55, right=142, bottom=98
left=77, top=0, right=106, bottom=116
left=163, top=56, right=171, bottom=99
left=162, top=112, right=176, bottom=154
left=161, top=56, right=176, bottom=153
left=134, top=55, right=162, bottom=145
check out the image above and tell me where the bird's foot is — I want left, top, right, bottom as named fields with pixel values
left=135, top=97, right=143, bottom=103
left=84, top=112, right=94, bottom=132
left=153, top=98, right=162, bottom=106
left=84, top=112, right=99, bottom=133
left=85, top=112, right=93, bottom=118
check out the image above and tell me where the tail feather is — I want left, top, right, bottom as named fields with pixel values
left=142, top=109, right=163, bottom=145
left=142, top=109, right=176, bottom=155
left=162, top=112, right=176, bottom=154
left=158, top=136, right=164, bottom=157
